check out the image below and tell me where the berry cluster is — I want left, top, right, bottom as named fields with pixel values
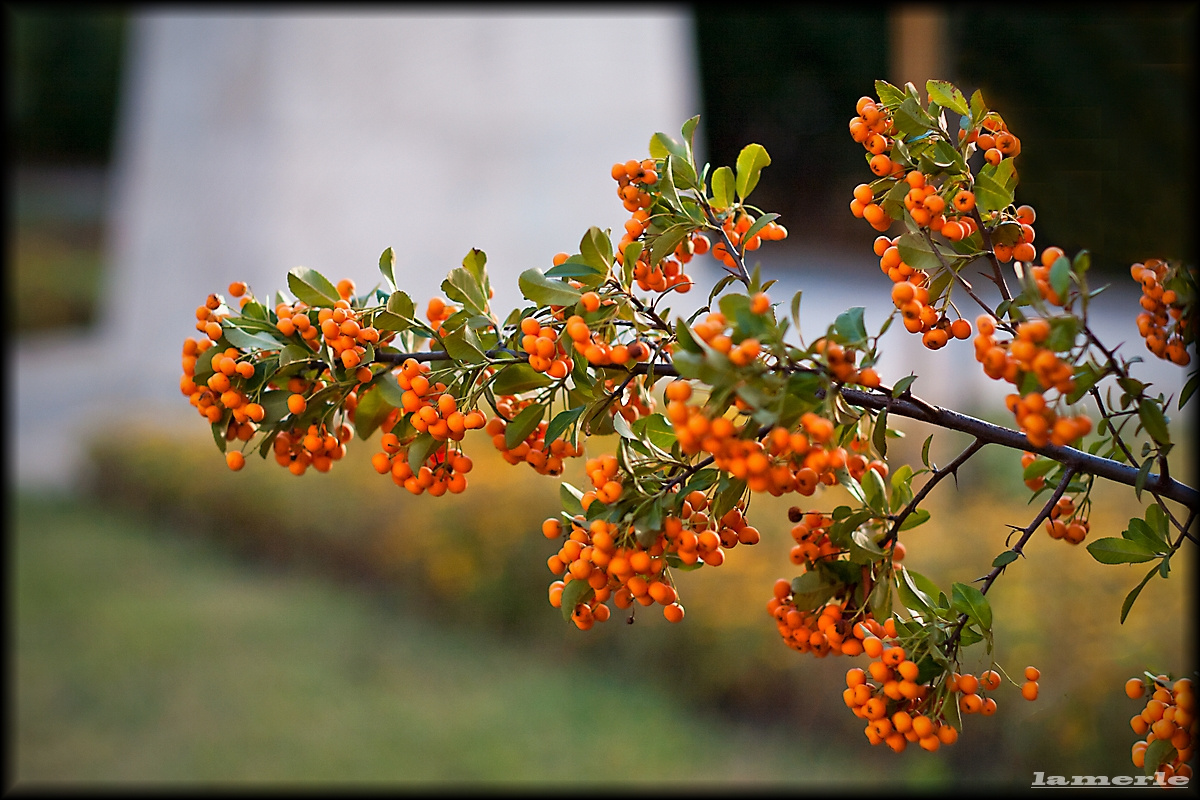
left=1133, top=259, right=1193, bottom=366
left=545, top=489, right=753, bottom=629
left=1126, top=674, right=1195, bottom=781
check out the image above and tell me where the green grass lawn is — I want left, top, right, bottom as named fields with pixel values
left=12, top=491, right=890, bottom=788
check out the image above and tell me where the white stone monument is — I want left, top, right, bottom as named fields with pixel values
left=13, top=10, right=701, bottom=485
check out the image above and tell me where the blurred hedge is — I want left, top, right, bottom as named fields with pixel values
left=83, top=423, right=1192, bottom=777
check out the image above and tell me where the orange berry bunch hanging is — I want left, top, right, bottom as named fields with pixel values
left=1132, top=259, right=1194, bottom=366
left=844, top=634, right=961, bottom=753
left=484, top=398, right=582, bottom=476
left=1125, top=674, right=1195, bottom=781
left=1043, top=494, right=1090, bottom=544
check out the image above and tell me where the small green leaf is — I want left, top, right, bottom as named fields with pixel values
left=387, top=290, right=415, bottom=319
left=951, top=582, right=992, bottom=629
left=1124, top=518, right=1167, bottom=553
left=833, top=307, right=868, bottom=346
left=735, top=143, right=771, bottom=201
left=1086, top=537, right=1159, bottom=565
left=378, top=247, right=396, bottom=289
left=1049, top=255, right=1072, bottom=301
left=491, top=363, right=552, bottom=395
left=872, top=409, right=889, bottom=458
left=891, top=375, right=917, bottom=398
left=925, top=80, right=969, bottom=116
left=1144, top=738, right=1177, bottom=776
left=579, top=226, right=613, bottom=273
left=899, top=509, right=930, bottom=531
left=560, top=482, right=585, bottom=518
left=875, top=80, right=905, bottom=107
left=992, top=551, right=1019, bottom=568
left=896, top=232, right=942, bottom=272
left=544, top=406, right=585, bottom=446
left=440, top=326, right=486, bottom=364
left=650, top=224, right=691, bottom=268
left=287, top=267, right=340, bottom=308
left=649, top=131, right=686, bottom=161
left=353, top=382, right=394, bottom=440
left=518, top=269, right=582, bottom=307
left=920, top=435, right=933, bottom=468
left=1120, top=565, right=1160, bottom=624
left=862, top=467, right=887, bottom=514
left=1023, top=458, right=1058, bottom=480
left=504, top=403, right=545, bottom=450
left=560, top=579, right=595, bottom=622
left=741, top=213, right=780, bottom=248
left=710, top=165, right=735, bottom=210
left=406, top=432, right=440, bottom=474
left=1138, top=399, right=1171, bottom=446
left=1145, top=504, right=1169, bottom=542
left=222, top=325, right=283, bottom=351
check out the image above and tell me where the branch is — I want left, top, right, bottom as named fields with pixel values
left=369, top=350, right=1199, bottom=510
left=882, top=438, right=987, bottom=546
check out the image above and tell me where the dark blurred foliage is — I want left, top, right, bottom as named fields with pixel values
left=8, top=8, right=127, bottom=164
left=695, top=5, right=1195, bottom=274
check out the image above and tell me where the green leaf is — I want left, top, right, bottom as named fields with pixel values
left=649, top=131, right=686, bottom=161
left=735, top=143, right=771, bottom=201
left=504, top=403, right=545, bottom=450
left=353, top=382, right=394, bottom=440
left=710, top=165, right=735, bottom=210
left=631, top=413, right=677, bottom=454
left=1085, top=537, right=1159, bottom=565
left=372, top=371, right=407, bottom=408
left=925, top=80, right=968, bottom=116
left=1179, top=370, right=1199, bottom=409
left=710, top=476, right=747, bottom=525
left=992, top=551, right=1019, bottom=568
left=1144, top=738, right=1177, bottom=776
left=889, top=375, right=916, bottom=399
left=875, top=80, right=905, bottom=107
left=741, top=213, right=780, bottom=248
left=387, top=290, right=415, bottom=319
left=1120, top=565, right=1161, bottom=624
left=1124, top=518, right=1167, bottom=553
left=789, top=570, right=840, bottom=610
left=560, top=482, right=585, bottom=518
left=560, top=579, right=595, bottom=622
left=222, top=325, right=283, bottom=351
left=442, top=267, right=489, bottom=318
left=872, top=409, right=889, bottom=459
left=1138, top=399, right=1171, bottom=446
left=579, top=226, right=613, bottom=273
left=833, top=307, right=868, bottom=347
left=1049, top=255, right=1072, bottom=301
left=287, top=267, right=340, bottom=308
left=896, top=566, right=936, bottom=618
left=210, top=419, right=229, bottom=453
left=650, top=224, right=690, bottom=268
left=1145, top=504, right=1169, bottom=542
left=544, top=406, right=585, bottom=447
left=974, top=163, right=1016, bottom=214
left=836, top=468, right=867, bottom=506
left=868, top=578, right=892, bottom=622
left=378, top=247, right=396, bottom=289
left=899, top=509, right=930, bottom=531
left=896, top=232, right=942, bottom=272
left=920, top=435, right=933, bottom=468
left=1022, top=458, right=1058, bottom=480
left=951, top=582, right=992, bottom=629
left=862, top=467, right=887, bottom=514
left=545, top=257, right=605, bottom=279
left=461, top=248, right=489, bottom=289
left=440, top=326, right=486, bottom=364
left=406, top=432, right=440, bottom=474
left=518, top=269, right=582, bottom=307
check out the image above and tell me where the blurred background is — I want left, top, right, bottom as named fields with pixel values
left=8, top=5, right=1195, bottom=789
